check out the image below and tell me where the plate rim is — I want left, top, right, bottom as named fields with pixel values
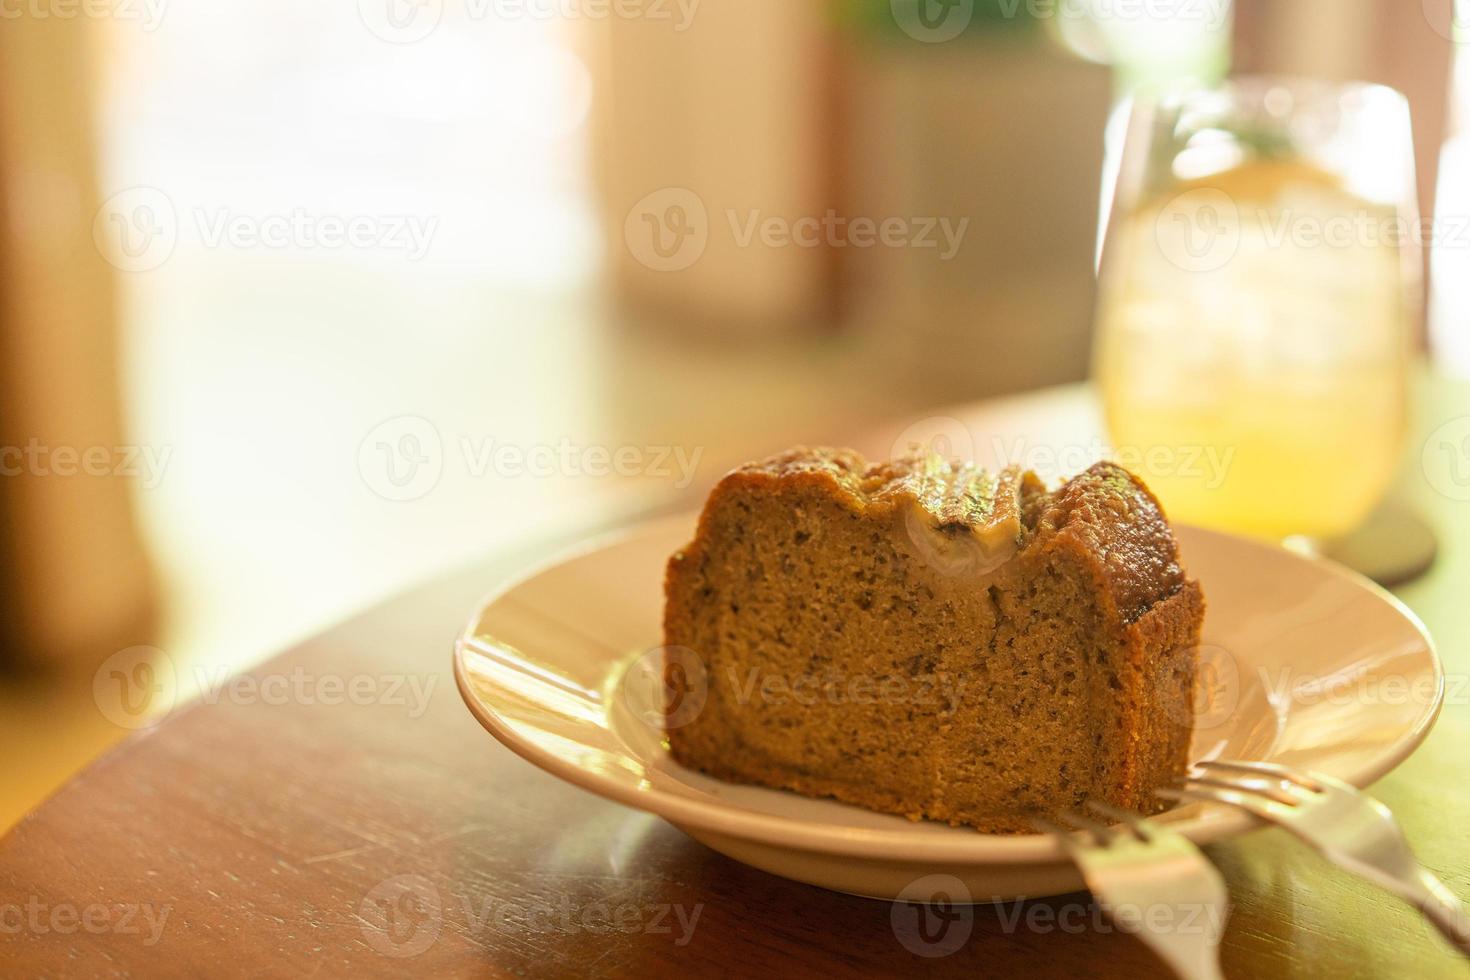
left=453, top=512, right=1444, bottom=865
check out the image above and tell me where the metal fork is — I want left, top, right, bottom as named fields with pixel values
left=1036, top=802, right=1229, bottom=980
left=1163, top=759, right=1470, bottom=956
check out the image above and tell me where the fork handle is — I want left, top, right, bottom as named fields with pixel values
left=1412, top=868, right=1470, bottom=957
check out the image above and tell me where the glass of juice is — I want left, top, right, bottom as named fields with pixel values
left=1093, top=78, right=1420, bottom=543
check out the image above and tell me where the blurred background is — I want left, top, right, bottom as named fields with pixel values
left=1, top=0, right=1467, bottom=829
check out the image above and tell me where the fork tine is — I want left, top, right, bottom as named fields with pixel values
left=1084, top=800, right=1153, bottom=842
left=1172, top=781, right=1286, bottom=820
left=1056, top=809, right=1117, bottom=847
left=1164, top=784, right=1250, bottom=810
left=1195, top=758, right=1325, bottom=792
left=1157, top=786, right=1238, bottom=815
left=1189, top=772, right=1304, bottom=808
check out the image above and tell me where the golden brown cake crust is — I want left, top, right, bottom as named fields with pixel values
left=1031, top=461, right=1188, bottom=624
left=695, top=447, right=1187, bottom=622
left=712, top=446, right=1033, bottom=523
left=663, top=446, right=1203, bottom=833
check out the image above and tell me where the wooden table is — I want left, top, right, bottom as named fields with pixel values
left=3, top=380, right=1468, bottom=978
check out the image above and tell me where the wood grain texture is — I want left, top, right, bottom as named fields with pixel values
left=2, top=379, right=1467, bottom=978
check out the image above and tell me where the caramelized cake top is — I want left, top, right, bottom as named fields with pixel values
left=697, top=446, right=1186, bottom=623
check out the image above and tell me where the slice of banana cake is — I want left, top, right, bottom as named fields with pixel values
left=662, top=447, right=1203, bottom=833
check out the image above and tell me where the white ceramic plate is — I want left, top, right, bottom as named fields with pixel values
left=453, top=513, right=1442, bottom=901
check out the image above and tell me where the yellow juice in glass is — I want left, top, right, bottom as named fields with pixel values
left=1094, top=160, right=1411, bottom=540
